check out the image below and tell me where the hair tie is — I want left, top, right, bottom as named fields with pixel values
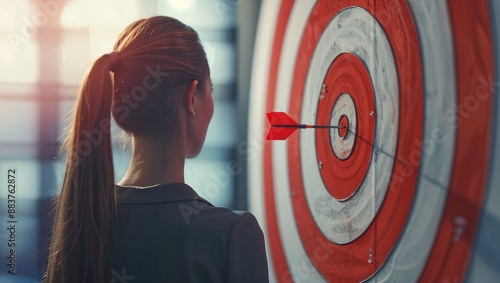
left=107, top=52, right=121, bottom=73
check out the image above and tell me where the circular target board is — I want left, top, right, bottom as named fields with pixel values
left=248, top=0, right=495, bottom=282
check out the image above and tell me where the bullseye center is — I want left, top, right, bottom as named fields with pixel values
left=338, top=115, right=349, bottom=139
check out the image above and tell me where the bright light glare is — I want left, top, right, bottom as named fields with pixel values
left=60, top=0, right=90, bottom=28
left=169, top=0, right=197, bottom=10
left=0, top=39, right=17, bottom=64
left=61, top=0, right=138, bottom=29
left=0, top=41, right=39, bottom=83
left=0, top=0, right=29, bottom=32
left=0, top=8, right=15, bottom=31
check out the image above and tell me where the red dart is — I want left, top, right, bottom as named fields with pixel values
left=266, top=112, right=345, bottom=140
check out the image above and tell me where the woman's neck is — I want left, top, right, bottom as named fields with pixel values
left=117, top=135, right=186, bottom=188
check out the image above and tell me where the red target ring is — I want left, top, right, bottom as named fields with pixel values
left=316, top=53, right=375, bottom=201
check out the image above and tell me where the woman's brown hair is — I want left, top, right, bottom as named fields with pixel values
left=45, top=16, right=209, bottom=282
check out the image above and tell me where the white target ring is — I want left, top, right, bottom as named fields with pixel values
left=330, top=93, right=356, bottom=161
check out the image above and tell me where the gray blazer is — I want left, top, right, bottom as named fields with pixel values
left=112, top=183, right=269, bottom=283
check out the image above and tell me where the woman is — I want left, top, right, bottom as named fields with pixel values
left=45, top=16, right=268, bottom=283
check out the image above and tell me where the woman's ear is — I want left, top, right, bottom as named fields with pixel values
left=184, top=80, right=199, bottom=116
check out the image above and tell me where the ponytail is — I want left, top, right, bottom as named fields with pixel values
left=46, top=53, right=118, bottom=283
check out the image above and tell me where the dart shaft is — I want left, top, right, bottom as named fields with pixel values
left=311, top=125, right=345, bottom=129
left=272, top=124, right=345, bottom=129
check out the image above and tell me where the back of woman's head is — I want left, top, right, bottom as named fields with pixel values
left=45, top=16, right=208, bottom=283
left=111, top=16, right=209, bottom=136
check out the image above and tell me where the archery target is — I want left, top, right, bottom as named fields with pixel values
left=248, top=0, right=496, bottom=282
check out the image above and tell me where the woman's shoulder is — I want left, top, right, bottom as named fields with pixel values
left=179, top=205, right=269, bottom=282
left=193, top=207, right=268, bottom=283
left=170, top=184, right=260, bottom=229
left=184, top=203, right=261, bottom=235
